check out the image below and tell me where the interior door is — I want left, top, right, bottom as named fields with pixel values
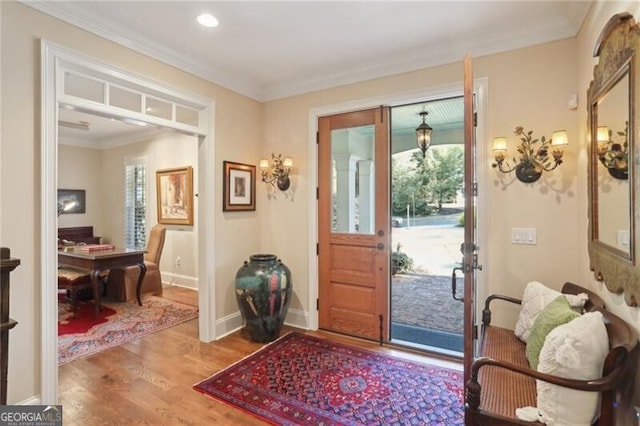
left=318, top=107, right=390, bottom=341
left=462, top=55, right=480, bottom=385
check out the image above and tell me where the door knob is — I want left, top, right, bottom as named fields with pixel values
left=376, top=242, right=384, bottom=250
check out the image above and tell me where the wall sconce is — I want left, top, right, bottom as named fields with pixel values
left=415, top=110, right=433, bottom=158
left=57, top=200, right=77, bottom=216
left=596, top=123, right=628, bottom=180
left=260, top=153, right=293, bottom=191
left=492, top=126, right=568, bottom=183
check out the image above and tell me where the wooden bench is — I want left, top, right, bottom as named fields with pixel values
left=465, top=282, right=638, bottom=425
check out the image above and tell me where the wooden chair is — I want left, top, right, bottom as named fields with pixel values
left=57, top=267, right=93, bottom=318
left=107, top=224, right=166, bottom=302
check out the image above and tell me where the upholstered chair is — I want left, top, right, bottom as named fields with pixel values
left=107, top=224, right=166, bottom=302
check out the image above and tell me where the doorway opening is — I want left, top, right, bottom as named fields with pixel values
left=389, top=96, right=465, bottom=355
left=42, top=41, right=216, bottom=403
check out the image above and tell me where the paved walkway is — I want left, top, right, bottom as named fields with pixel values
left=391, top=273, right=463, bottom=334
left=390, top=207, right=465, bottom=344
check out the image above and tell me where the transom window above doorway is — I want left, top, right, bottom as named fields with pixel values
left=62, top=70, right=201, bottom=129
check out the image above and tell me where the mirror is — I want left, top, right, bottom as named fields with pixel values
left=594, top=71, right=630, bottom=255
left=587, top=12, right=640, bottom=306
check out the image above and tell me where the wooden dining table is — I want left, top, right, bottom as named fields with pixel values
left=58, top=247, right=146, bottom=318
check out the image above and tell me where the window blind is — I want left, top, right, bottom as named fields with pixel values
left=124, top=160, right=147, bottom=249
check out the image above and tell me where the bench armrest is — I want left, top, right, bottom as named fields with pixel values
left=482, top=294, right=521, bottom=326
left=465, top=354, right=628, bottom=411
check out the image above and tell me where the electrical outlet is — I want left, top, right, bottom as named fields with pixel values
left=175, top=256, right=182, bottom=267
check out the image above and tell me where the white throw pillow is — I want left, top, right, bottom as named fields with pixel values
left=514, top=281, right=588, bottom=342
left=536, top=311, right=609, bottom=426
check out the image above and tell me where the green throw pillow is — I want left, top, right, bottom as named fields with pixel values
left=525, top=295, right=581, bottom=370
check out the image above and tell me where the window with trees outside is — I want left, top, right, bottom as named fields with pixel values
left=392, top=146, right=464, bottom=218
left=124, top=158, right=147, bottom=249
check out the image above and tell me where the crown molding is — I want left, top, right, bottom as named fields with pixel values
left=22, top=0, right=588, bottom=103
left=22, top=1, right=263, bottom=100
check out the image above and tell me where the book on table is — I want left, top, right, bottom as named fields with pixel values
left=78, top=244, right=115, bottom=253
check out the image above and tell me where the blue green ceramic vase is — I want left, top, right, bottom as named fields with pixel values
left=235, top=254, right=292, bottom=342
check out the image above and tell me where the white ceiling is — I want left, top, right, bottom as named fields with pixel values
left=26, top=0, right=591, bottom=102
left=28, top=1, right=591, bottom=144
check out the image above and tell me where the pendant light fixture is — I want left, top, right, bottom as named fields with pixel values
left=415, top=110, right=433, bottom=158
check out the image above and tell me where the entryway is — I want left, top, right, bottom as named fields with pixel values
left=41, top=41, right=216, bottom=403
left=389, top=97, right=465, bottom=355
left=316, top=93, right=477, bottom=356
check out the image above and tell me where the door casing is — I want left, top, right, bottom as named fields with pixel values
left=307, top=81, right=489, bottom=346
left=41, top=40, right=216, bottom=404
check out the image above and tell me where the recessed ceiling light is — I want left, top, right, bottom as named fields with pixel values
left=197, top=13, right=219, bottom=28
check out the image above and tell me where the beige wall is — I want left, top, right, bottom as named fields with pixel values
left=100, top=134, right=199, bottom=286
left=57, top=145, right=105, bottom=234
left=262, top=37, right=581, bottom=327
left=1, top=1, right=261, bottom=403
left=59, top=133, right=200, bottom=287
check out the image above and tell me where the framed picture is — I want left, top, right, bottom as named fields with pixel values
left=57, top=189, right=86, bottom=214
left=223, top=161, right=256, bottom=211
left=156, top=166, right=194, bottom=225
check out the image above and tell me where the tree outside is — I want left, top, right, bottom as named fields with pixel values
left=392, top=145, right=464, bottom=216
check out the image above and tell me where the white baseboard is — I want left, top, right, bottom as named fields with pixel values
left=14, top=395, right=41, bottom=405
left=215, top=312, right=244, bottom=339
left=214, top=308, right=310, bottom=340
left=162, top=271, right=197, bottom=289
left=158, top=279, right=311, bottom=338
left=284, top=308, right=310, bottom=330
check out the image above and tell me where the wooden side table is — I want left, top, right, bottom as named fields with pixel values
left=1, top=247, right=20, bottom=405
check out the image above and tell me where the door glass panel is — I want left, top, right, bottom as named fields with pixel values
left=331, top=125, right=375, bottom=234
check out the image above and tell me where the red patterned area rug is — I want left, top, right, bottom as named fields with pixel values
left=58, top=295, right=198, bottom=366
left=58, top=299, right=116, bottom=336
left=194, top=332, right=464, bottom=425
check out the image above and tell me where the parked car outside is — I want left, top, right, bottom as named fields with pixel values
left=391, top=216, right=404, bottom=227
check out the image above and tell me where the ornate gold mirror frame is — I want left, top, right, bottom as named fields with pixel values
left=588, top=12, right=640, bottom=306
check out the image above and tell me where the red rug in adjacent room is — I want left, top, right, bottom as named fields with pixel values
left=58, top=295, right=198, bottom=365
left=58, top=299, right=117, bottom=336
left=194, top=332, right=464, bottom=425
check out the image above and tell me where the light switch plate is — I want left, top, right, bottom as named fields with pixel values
left=511, top=227, right=537, bottom=245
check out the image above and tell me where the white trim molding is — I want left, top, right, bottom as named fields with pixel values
left=40, top=40, right=216, bottom=404
left=307, top=79, right=489, bottom=341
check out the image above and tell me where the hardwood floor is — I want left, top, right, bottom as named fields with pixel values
left=58, top=285, right=461, bottom=425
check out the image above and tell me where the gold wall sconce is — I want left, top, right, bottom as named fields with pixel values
left=259, top=153, right=293, bottom=191
left=492, top=126, right=568, bottom=183
left=596, top=123, right=628, bottom=180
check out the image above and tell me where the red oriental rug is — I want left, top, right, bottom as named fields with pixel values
left=194, top=332, right=464, bottom=425
left=58, top=295, right=198, bottom=365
